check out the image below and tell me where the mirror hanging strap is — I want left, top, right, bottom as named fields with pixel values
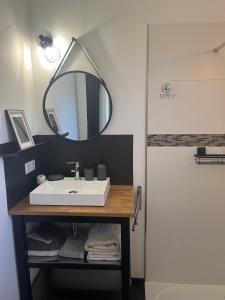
left=50, top=37, right=104, bottom=84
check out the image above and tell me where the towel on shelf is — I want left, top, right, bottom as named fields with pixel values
left=87, top=244, right=121, bottom=261
left=27, top=232, right=53, bottom=244
left=27, top=224, right=66, bottom=244
left=85, top=224, right=121, bottom=261
left=84, top=224, right=121, bottom=252
left=87, top=254, right=121, bottom=261
left=27, top=237, right=64, bottom=257
left=59, top=237, right=84, bottom=259
left=27, top=224, right=66, bottom=257
left=87, top=249, right=121, bottom=261
left=28, top=256, right=59, bottom=262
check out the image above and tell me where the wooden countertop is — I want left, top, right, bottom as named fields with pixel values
left=9, top=185, right=134, bottom=218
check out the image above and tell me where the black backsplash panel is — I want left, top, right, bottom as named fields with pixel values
left=3, top=145, right=44, bottom=209
left=36, top=135, right=133, bottom=185
left=3, top=135, right=133, bottom=210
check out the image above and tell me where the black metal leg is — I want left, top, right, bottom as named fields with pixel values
left=12, top=216, right=32, bottom=300
left=121, top=218, right=130, bottom=300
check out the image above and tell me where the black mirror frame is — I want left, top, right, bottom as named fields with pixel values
left=43, top=70, right=113, bottom=143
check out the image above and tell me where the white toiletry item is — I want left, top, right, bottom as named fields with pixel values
left=37, top=174, right=46, bottom=185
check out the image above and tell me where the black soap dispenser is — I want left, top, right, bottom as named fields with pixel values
left=97, top=160, right=107, bottom=180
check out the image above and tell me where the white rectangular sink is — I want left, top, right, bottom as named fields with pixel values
left=29, top=178, right=110, bottom=206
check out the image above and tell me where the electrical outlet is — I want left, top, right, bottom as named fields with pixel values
left=25, top=160, right=36, bottom=175
left=30, top=160, right=36, bottom=171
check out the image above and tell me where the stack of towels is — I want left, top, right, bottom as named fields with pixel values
left=27, top=224, right=121, bottom=262
left=27, top=224, right=66, bottom=259
left=84, top=224, right=121, bottom=261
left=27, top=224, right=84, bottom=260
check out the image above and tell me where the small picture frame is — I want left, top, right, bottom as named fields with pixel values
left=5, top=109, right=35, bottom=150
left=46, top=108, right=62, bottom=134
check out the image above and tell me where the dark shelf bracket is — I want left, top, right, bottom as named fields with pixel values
left=0, top=141, right=50, bottom=158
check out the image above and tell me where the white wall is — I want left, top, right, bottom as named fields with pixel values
left=0, top=0, right=35, bottom=299
left=147, top=22, right=225, bottom=284
left=148, top=23, right=225, bottom=134
left=148, top=147, right=225, bottom=284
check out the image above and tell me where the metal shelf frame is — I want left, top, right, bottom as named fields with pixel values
left=12, top=214, right=131, bottom=300
left=194, top=154, right=225, bottom=165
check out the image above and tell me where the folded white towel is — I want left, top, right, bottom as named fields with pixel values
left=84, top=224, right=121, bottom=252
left=87, top=252, right=121, bottom=261
left=59, top=238, right=84, bottom=259
left=86, top=247, right=120, bottom=254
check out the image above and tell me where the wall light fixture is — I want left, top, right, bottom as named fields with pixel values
left=39, top=34, right=61, bottom=63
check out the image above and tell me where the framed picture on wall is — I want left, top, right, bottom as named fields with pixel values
left=46, top=108, right=62, bottom=134
left=5, top=109, right=35, bottom=150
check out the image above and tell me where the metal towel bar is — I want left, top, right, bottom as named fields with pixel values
left=132, top=186, right=142, bottom=232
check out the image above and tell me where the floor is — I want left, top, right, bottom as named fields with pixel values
left=51, top=280, right=145, bottom=300
left=145, top=282, right=225, bottom=300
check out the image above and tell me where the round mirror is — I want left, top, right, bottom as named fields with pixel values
left=43, top=71, right=112, bottom=141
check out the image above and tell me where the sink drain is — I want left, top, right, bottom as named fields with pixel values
left=69, top=190, right=78, bottom=194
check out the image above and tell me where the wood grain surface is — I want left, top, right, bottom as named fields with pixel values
left=9, top=186, right=134, bottom=217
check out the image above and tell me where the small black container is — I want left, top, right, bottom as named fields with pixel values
left=197, top=147, right=206, bottom=156
left=84, top=168, right=94, bottom=181
left=48, top=174, right=64, bottom=181
left=97, top=164, right=107, bottom=180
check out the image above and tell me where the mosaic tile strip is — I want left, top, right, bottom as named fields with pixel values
left=147, top=134, right=225, bottom=146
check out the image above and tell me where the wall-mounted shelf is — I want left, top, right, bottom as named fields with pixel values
left=0, top=141, right=50, bottom=158
left=194, top=154, right=225, bottom=165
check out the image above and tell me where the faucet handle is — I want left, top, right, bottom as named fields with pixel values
left=67, top=161, right=75, bottom=165
left=67, top=162, right=79, bottom=168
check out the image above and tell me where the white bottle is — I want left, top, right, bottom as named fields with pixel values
left=37, top=174, right=46, bottom=185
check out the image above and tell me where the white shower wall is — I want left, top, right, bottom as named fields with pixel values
left=147, top=22, right=225, bottom=284
left=147, top=147, right=225, bottom=284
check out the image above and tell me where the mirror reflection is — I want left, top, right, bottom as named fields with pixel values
left=44, top=71, right=112, bottom=141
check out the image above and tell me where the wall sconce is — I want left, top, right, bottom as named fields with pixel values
left=160, top=82, right=176, bottom=99
left=39, top=34, right=61, bottom=63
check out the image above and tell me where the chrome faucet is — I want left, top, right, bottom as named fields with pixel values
left=67, top=161, right=80, bottom=180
